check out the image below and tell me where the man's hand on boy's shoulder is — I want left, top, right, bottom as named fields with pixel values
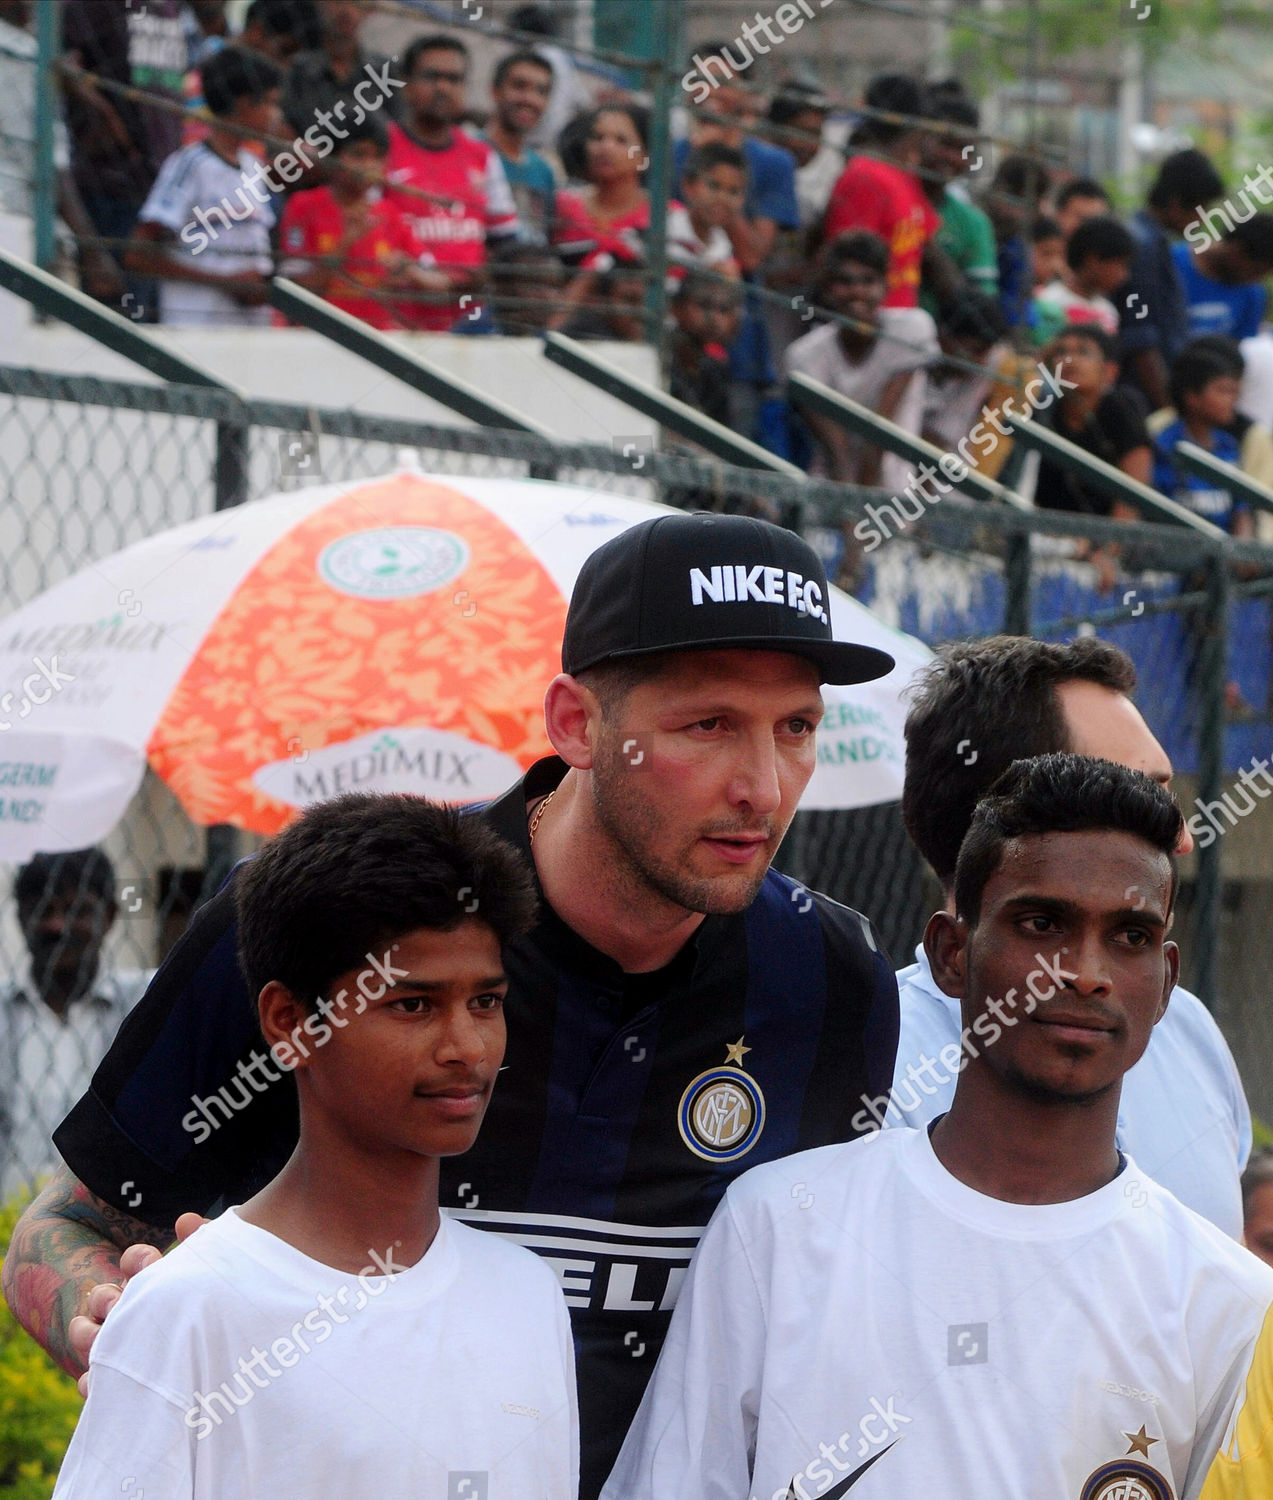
left=66, top=1210, right=208, bottom=1396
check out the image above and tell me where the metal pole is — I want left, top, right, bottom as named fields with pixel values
left=201, top=416, right=252, bottom=904
left=643, top=0, right=681, bottom=352
left=1192, top=550, right=1230, bottom=1011
left=1004, top=529, right=1032, bottom=636
left=33, top=0, right=59, bottom=273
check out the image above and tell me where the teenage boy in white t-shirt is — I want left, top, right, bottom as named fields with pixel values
left=125, top=46, right=282, bottom=326
left=605, top=754, right=1273, bottom=1500
left=53, top=794, right=577, bottom=1500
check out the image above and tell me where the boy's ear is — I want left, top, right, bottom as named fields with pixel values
left=924, top=909, right=970, bottom=1001
left=258, top=980, right=314, bottom=1067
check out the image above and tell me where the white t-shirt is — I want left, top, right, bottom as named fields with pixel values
left=1037, top=278, right=1121, bottom=337
left=138, top=142, right=275, bottom=327
left=666, top=201, right=736, bottom=272
left=888, top=945, right=1251, bottom=1238
left=604, top=1126, right=1273, bottom=1500
left=783, top=311, right=938, bottom=492
left=0, top=967, right=150, bottom=1201
left=53, top=1208, right=578, bottom=1500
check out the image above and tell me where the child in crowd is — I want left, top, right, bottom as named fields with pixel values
left=1175, top=215, right=1273, bottom=342
left=126, top=46, right=283, bottom=326
left=1037, top=214, right=1136, bottom=338
left=53, top=794, right=577, bottom=1499
left=559, top=256, right=647, bottom=342
left=668, top=268, right=744, bottom=424
left=1242, top=1148, right=1273, bottom=1269
left=1149, top=335, right=1273, bottom=497
left=278, top=115, right=448, bottom=332
left=452, top=244, right=566, bottom=335
left=1027, top=213, right=1068, bottom=345
left=1151, top=341, right=1255, bottom=536
left=783, top=230, right=939, bottom=491
left=667, top=142, right=744, bottom=281
left=1032, top=325, right=1148, bottom=589
left=922, top=290, right=1010, bottom=458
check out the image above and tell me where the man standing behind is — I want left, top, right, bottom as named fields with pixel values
left=385, top=34, right=520, bottom=330
left=918, top=85, right=999, bottom=315
left=281, top=0, right=386, bottom=143
left=1, top=850, right=150, bottom=1202
left=890, top=635, right=1249, bottom=1235
left=608, top=755, right=1273, bottom=1500
left=823, top=72, right=938, bottom=309
left=1119, top=148, right=1225, bottom=411
left=484, top=49, right=557, bottom=247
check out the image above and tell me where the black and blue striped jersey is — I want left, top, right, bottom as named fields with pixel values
left=56, top=756, right=899, bottom=1499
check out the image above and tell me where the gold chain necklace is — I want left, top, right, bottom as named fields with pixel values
left=528, top=787, right=558, bottom=844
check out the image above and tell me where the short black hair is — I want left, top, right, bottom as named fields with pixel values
left=1223, top=212, right=1273, bottom=269
left=509, top=4, right=555, bottom=36
left=1188, top=333, right=1244, bottom=377
left=493, top=48, right=553, bottom=89
left=1170, top=342, right=1239, bottom=412
left=1055, top=176, right=1110, bottom=210
left=332, top=108, right=389, bottom=153
left=15, top=847, right=117, bottom=911
left=245, top=0, right=321, bottom=47
left=402, top=33, right=469, bottom=78
left=768, top=85, right=829, bottom=127
left=1148, top=148, right=1224, bottom=212
left=1065, top=214, right=1135, bottom=271
left=854, top=71, right=923, bottom=147
left=683, top=141, right=746, bottom=182
left=818, top=229, right=889, bottom=283
left=201, top=45, right=282, bottom=116
left=902, top=635, right=1138, bottom=887
left=923, top=82, right=979, bottom=130
left=992, top=152, right=1050, bottom=203
left=938, top=288, right=1007, bottom=347
left=673, top=265, right=743, bottom=305
left=1049, top=323, right=1119, bottom=363
left=236, top=794, right=537, bottom=1008
left=953, top=753, right=1181, bottom=926
left=1032, top=214, right=1063, bottom=243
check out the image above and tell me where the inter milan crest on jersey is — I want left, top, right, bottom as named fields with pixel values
left=677, top=1038, right=766, bottom=1163
left=1079, top=1458, right=1174, bottom=1500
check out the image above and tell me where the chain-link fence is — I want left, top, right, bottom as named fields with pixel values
left=1, top=362, right=1270, bottom=1199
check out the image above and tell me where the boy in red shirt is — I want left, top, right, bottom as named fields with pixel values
left=384, top=32, right=520, bottom=331
left=823, top=72, right=939, bottom=309
left=278, top=114, right=447, bottom=331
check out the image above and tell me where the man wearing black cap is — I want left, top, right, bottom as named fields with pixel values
left=5, top=513, right=900, bottom=1500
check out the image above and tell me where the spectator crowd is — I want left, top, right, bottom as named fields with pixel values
left=5, top=0, right=1273, bottom=580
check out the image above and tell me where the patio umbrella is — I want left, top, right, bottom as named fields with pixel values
left=0, top=469, right=930, bottom=858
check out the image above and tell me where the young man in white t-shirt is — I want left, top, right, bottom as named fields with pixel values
left=126, top=46, right=282, bottom=326
left=605, top=754, right=1273, bottom=1500
left=783, top=229, right=938, bottom=493
left=53, top=794, right=577, bottom=1500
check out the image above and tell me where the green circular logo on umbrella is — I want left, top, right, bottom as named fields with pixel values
left=318, top=527, right=471, bottom=600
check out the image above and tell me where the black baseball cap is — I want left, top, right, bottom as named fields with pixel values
left=562, top=512, right=895, bottom=685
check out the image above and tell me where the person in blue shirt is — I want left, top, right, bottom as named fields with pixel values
left=484, top=48, right=558, bottom=247
left=887, top=634, right=1250, bottom=1238
left=1119, top=148, right=1225, bottom=411
left=1173, top=213, right=1273, bottom=342
left=1152, top=341, right=1255, bottom=536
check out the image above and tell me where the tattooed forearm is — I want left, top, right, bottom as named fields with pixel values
left=1, top=1165, right=174, bottom=1375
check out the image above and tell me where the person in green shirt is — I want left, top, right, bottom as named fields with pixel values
left=919, top=84, right=998, bottom=316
